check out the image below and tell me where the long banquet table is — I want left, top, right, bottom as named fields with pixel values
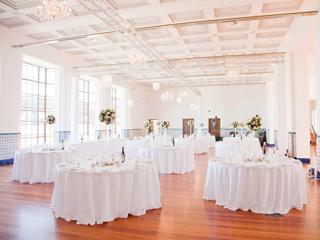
left=203, top=157, right=307, bottom=215
left=51, top=160, right=161, bottom=225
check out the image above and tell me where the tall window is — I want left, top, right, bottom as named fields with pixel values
left=20, top=62, right=55, bottom=148
left=78, top=79, right=96, bottom=140
left=111, top=87, right=125, bottom=136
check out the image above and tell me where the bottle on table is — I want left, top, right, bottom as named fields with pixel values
left=121, top=146, right=126, bottom=163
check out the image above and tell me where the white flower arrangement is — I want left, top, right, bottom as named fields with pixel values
left=144, top=121, right=151, bottom=129
left=187, top=120, right=194, bottom=126
left=99, top=109, right=116, bottom=125
left=46, top=114, right=56, bottom=125
left=247, top=115, right=262, bottom=131
left=161, top=121, right=170, bottom=128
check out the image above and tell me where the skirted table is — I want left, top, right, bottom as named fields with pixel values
left=203, top=158, right=307, bottom=215
left=138, top=145, right=195, bottom=174
left=51, top=160, right=161, bottom=225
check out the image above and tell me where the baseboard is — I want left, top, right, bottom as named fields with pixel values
left=294, top=157, right=310, bottom=164
left=0, top=158, right=13, bottom=165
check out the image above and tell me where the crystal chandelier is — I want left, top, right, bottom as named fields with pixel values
left=37, top=0, right=72, bottom=22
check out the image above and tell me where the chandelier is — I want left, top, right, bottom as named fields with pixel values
left=152, top=82, right=160, bottom=90
left=37, top=0, right=72, bottom=22
left=160, top=90, right=173, bottom=102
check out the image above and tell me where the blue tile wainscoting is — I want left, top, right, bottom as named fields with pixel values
left=55, top=131, right=71, bottom=143
left=295, top=157, right=310, bottom=164
left=288, top=132, right=310, bottom=164
left=0, top=133, right=20, bottom=165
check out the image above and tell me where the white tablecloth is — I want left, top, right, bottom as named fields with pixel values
left=215, top=137, right=262, bottom=159
left=72, top=138, right=127, bottom=157
left=11, top=150, right=73, bottom=184
left=138, top=145, right=195, bottom=174
left=175, top=135, right=215, bottom=154
left=51, top=161, right=161, bottom=225
left=11, top=139, right=128, bottom=184
left=126, top=139, right=146, bottom=158
left=194, top=135, right=215, bottom=154
left=203, top=158, right=307, bottom=214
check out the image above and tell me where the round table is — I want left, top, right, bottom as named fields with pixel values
left=127, top=139, right=146, bottom=158
left=203, top=158, right=307, bottom=215
left=71, top=138, right=127, bottom=156
left=12, top=150, right=73, bottom=184
left=138, top=145, right=195, bottom=174
left=175, top=135, right=215, bottom=154
left=194, top=135, right=215, bottom=154
left=215, top=137, right=262, bottom=159
left=51, top=161, right=161, bottom=225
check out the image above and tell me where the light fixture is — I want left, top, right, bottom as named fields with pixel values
left=176, top=97, right=182, bottom=104
left=127, top=99, right=133, bottom=107
left=152, top=82, right=160, bottom=90
left=179, top=90, right=189, bottom=97
left=160, top=90, right=173, bottom=102
left=37, top=0, right=72, bottom=22
left=128, top=51, right=148, bottom=65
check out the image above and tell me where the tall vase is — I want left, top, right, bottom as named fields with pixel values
left=106, top=124, right=112, bottom=140
left=164, top=128, right=167, bottom=136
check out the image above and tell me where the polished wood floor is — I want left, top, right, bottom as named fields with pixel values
left=0, top=152, right=319, bottom=240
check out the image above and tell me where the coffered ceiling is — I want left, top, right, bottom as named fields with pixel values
left=0, top=0, right=318, bottom=90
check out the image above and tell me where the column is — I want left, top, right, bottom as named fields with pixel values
left=264, top=79, right=275, bottom=146
left=315, top=25, right=320, bottom=156
left=275, top=62, right=288, bottom=153
left=291, top=48, right=311, bottom=162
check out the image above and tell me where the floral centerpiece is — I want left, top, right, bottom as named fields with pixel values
left=144, top=120, right=153, bottom=135
left=247, top=114, right=262, bottom=131
left=161, top=121, right=170, bottom=128
left=99, top=109, right=116, bottom=125
left=160, top=121, right=170, bottom=135
left=46, top=114, right=56, bottom=125
left=144, top=121, right=151, bottom=129
left=187, top=119, right=194, bottom=126
left=187, top=119, right=194, bottom=136
left=231, top=121, right=240, bottom=129
left=99, top=109, right=116, bottom=138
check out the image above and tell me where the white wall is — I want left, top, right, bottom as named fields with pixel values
left=128, top=84, right=266, bottom=129
left=0, top=41, right=21, bottom=132
left=127, top=88, right=161, bottom=129
left=0, top=26, right=81, bottom=134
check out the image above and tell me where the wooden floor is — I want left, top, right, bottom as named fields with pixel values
left=0, top=153, right=319, bottom=240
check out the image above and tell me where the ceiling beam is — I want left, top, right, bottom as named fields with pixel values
left=72, top=52, right=284, bottom=69
left=12, top=10, right=317, bottom=48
